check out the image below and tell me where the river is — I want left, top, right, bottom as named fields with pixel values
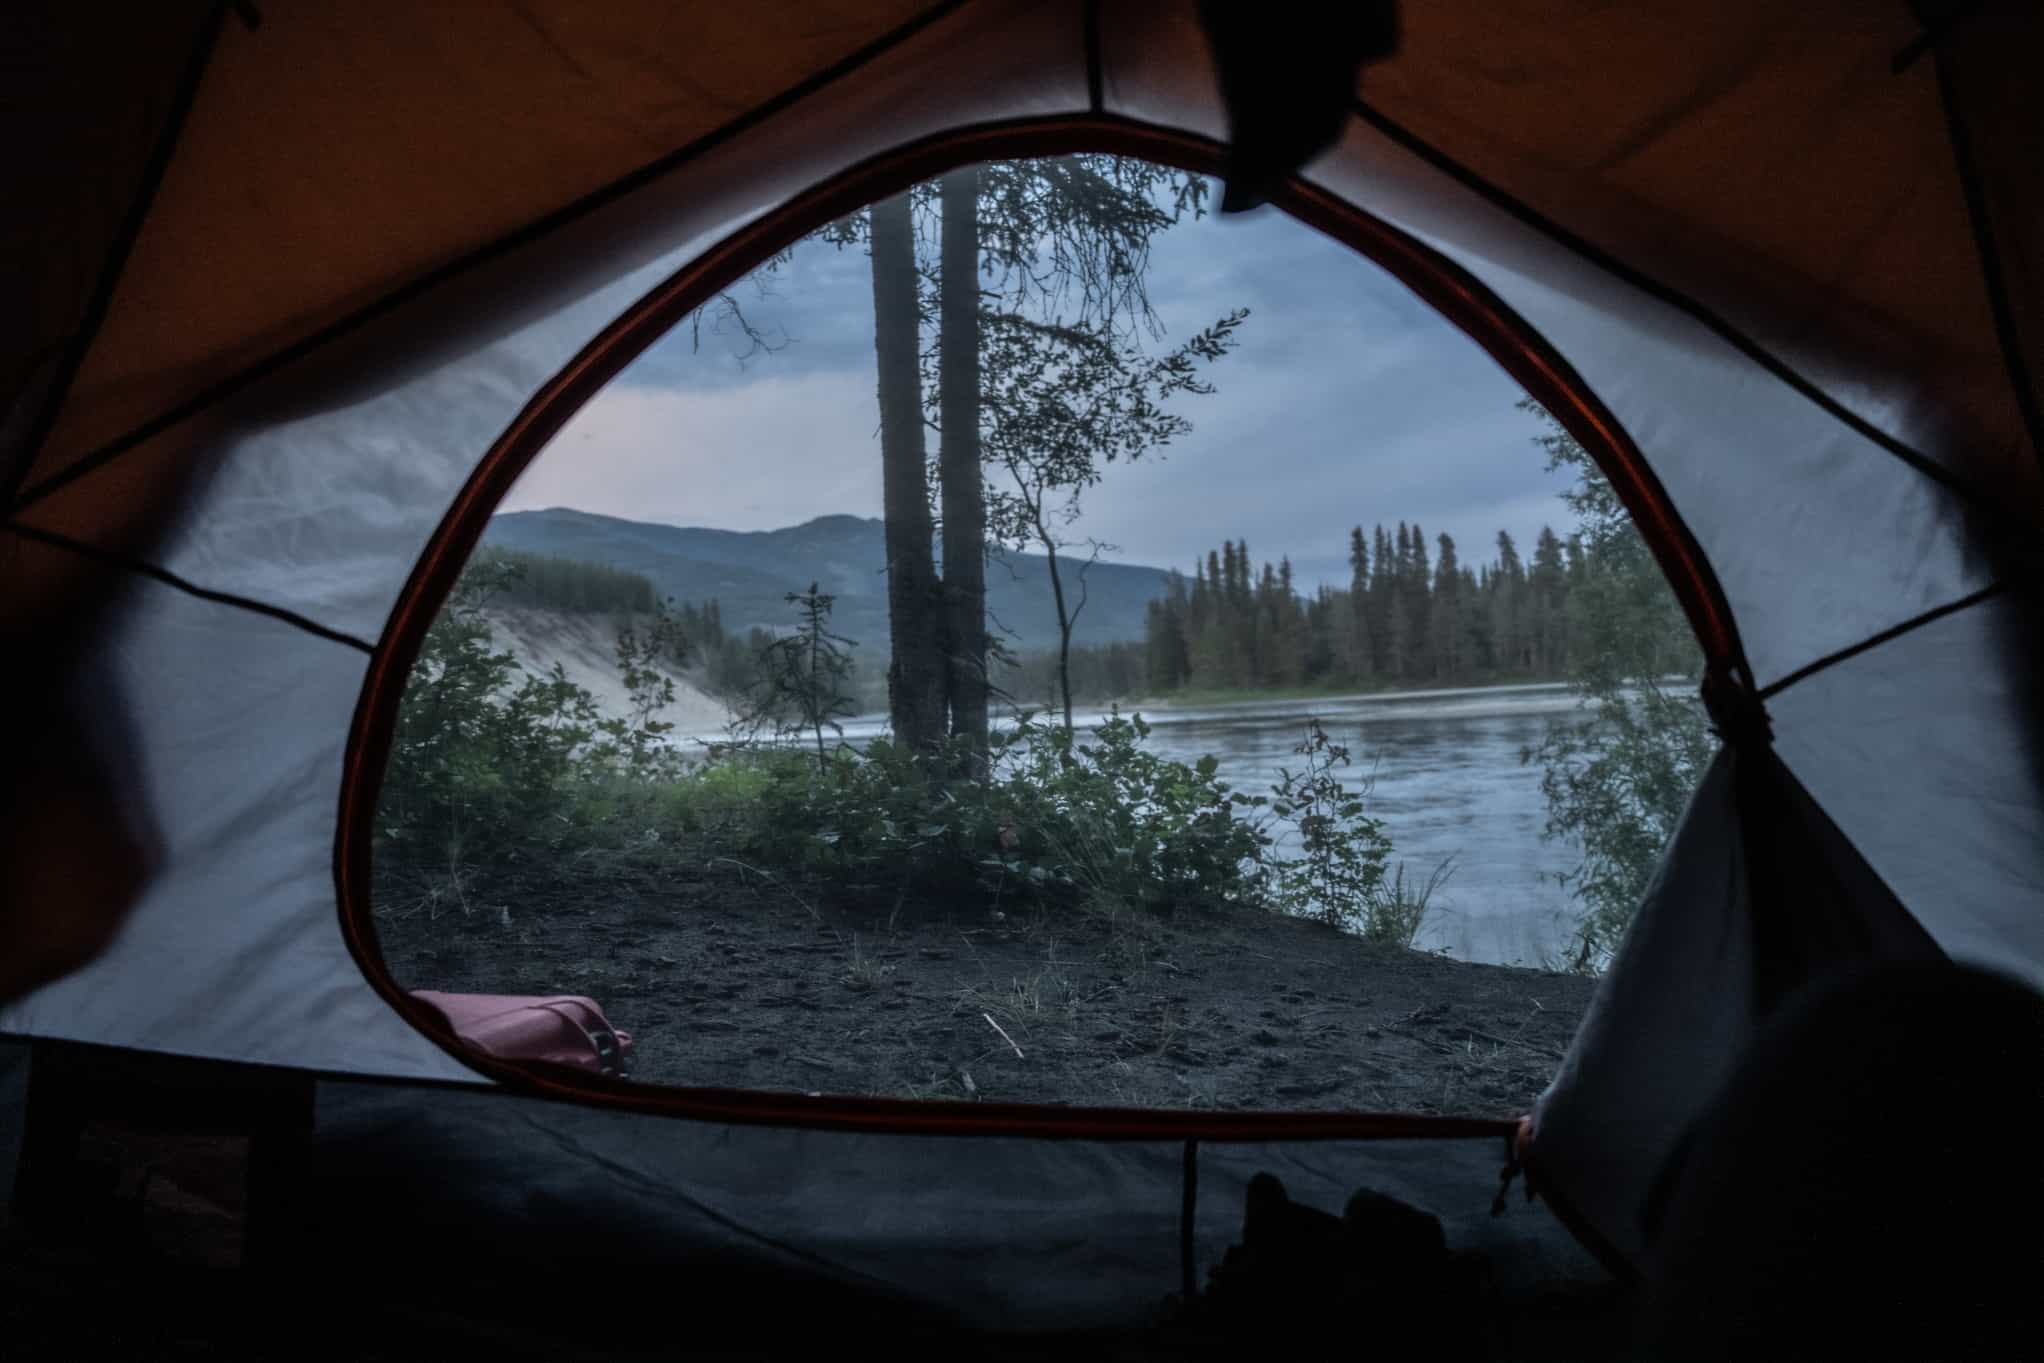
left=827, top=682, right=1600, bottom=970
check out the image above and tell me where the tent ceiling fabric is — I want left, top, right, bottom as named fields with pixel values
left=1, top=1, right=217, bottom=492
left=1359, top=1, right=2042, bottom=512
left=12, top=1, right=2039, bottom=513
left=17, top=0, right=941, bottom=491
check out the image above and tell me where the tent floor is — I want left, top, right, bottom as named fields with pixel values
left=0, top=1240, right=1632, bottom=1362
left=2, top=1040, right=1629, bottom=1360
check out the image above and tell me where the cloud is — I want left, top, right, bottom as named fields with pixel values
left=500, top=371, right=883, bottom=529
left=504, top=171, right=1580, bottom=587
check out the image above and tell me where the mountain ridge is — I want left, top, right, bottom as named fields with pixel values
left=483, top=507, right=1175, bottom=654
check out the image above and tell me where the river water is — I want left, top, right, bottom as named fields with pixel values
left=826, top=682, right=1599, bottom=969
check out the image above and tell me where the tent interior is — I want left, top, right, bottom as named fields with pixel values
left=5, top=2, right=2041, bottom=1359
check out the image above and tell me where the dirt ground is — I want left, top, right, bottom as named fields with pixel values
left=374, top=855, right=1596, bottom=1118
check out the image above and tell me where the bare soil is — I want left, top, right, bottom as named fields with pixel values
left=373, top=856, right=1596, bottom=1117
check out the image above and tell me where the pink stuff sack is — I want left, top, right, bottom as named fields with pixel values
left=410, top=991, right=634, bottom=1076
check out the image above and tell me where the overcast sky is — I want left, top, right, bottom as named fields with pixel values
left=503, top=174, right=1573, bottom=591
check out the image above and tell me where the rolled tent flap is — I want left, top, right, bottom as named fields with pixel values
left=1526, top=754, right=1756, bottom=1269
left=1529, top=739, right=1953, bottom=1265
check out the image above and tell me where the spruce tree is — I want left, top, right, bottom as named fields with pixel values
left=1347, top=526, right=1372, bottom=681
left=1493, top=529, right=1526, bottom=675
left=1431, top=532, right=1461, bottom=681
left=1371, top=524, right=1394, bottom=676
left=1532, top=526, right=1567, bottom=673
left=1408, top=523, right=1432, bottom=680
left=1459, top=565, right=1490, bottom=676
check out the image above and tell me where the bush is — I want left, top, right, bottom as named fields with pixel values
left=995, top=710, right=1269, bottom=912
left=660, top=709, right=1422, bottom=938
left=1527, top=678, right=1710, bottom=969
left=1521, top=400, right=1710, bottom=971
left=379, top=557, right=598, bottom=856
left=690, top=710, right=1267, bottom=914
left=1263, top=718, right=1401, bottom=938
left=379, top=555, right=690, bottom=862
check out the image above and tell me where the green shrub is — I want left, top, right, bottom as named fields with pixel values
left=379, top=555, right=693, bottom=862
left=1263, top=718, right=1397, bottom=936
left=986, top=710, right=1269, bottom=912
left=379, top=557, right=599, bottom=855
left=682, top=710, right=1267, bottom=914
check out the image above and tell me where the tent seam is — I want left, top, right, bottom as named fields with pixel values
left=1930, top=32, right=2044, bottom=471
left=1083, top=0, right=1104, bottom=113
left=1891, top=0, right=1988, bottom=74
left=1756, top=581, right=2005, bottom=700
left=0, top=0, right=234, bottom=511
left=5, top=0, right=975, bottom=518
left=1, top=520, right=375, bottom=655
left=1348, top=97, right=2028, bottom=536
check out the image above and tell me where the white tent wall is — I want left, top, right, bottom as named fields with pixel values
left=1, top=0, right=1096, bottom=1076
left=1771, top=595, right=2044, bottom=985
left=0, top=587, right=468, bottom=1080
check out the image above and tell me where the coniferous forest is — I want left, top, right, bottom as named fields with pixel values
left=1138, top=519, right=1693, bottom=697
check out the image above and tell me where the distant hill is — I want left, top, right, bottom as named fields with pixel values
left=483, top=508, right=1176, bottom=655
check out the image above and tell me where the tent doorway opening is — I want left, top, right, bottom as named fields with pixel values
left=360, top=153, right=1716, bottom=1117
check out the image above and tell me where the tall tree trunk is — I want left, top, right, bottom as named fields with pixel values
left=870, top=192, right=947, bottom=753
left=938, top=169, right=988, bottom=762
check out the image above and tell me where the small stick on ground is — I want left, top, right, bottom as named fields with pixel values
left=708, top=856, right=827, bottom=929
left=984, top=1012, right=1024, bottom=1059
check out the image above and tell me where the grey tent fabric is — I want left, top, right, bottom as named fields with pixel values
left=1771, top=595, right=2044, bottom=985
left=1529, top=744, right=1954, bottom=1265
